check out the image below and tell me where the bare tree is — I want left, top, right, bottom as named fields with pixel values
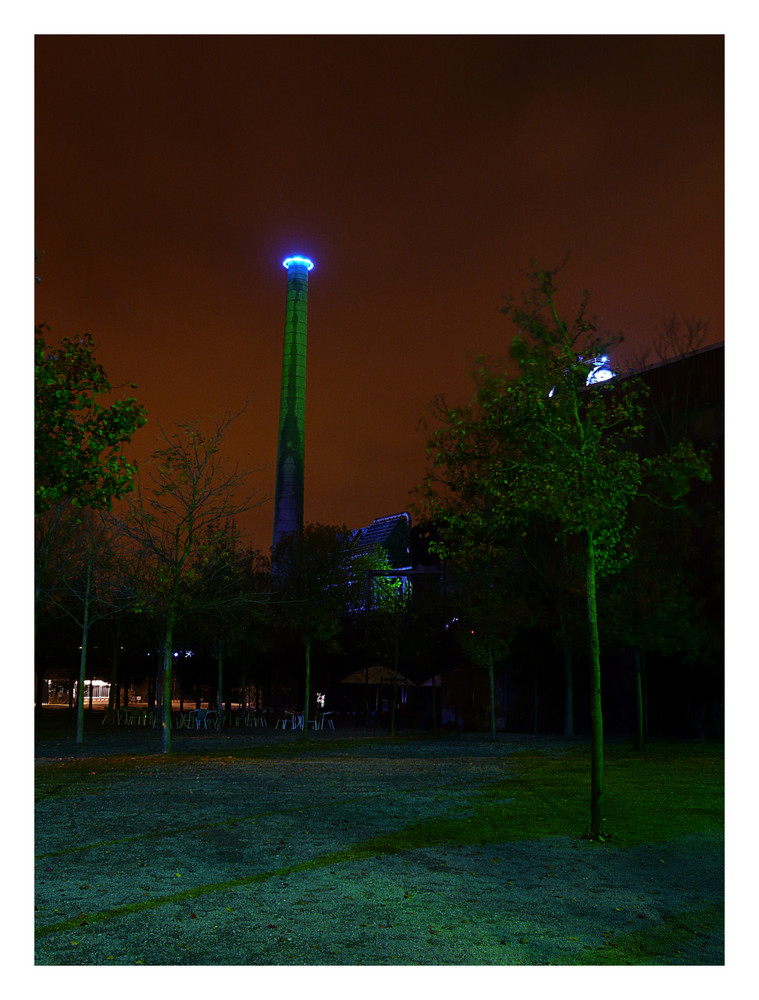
left=114, top=411, right=262, bottom=753
left=51, top=510, right=137, bottom=742
left=626, top=314, right=710, bottom=370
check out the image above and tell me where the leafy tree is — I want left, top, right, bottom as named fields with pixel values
left=418, top=362, right=541, bottom=738
left=360, top=549, right=412, bottom=736
left=423, top=537, right=533, bottom=738
left=599, top=497, right=711, bottom=749
left=613, top=329, right=722, bottom=744
left=190, top=529, right=272, bottom=729
left=421, top=264, right=710, bottom=840
left=35, top=327, right=147, bottom=515
left=273, top=524, right=357, bottom=736
left=114, top=413, right=260, bottom=752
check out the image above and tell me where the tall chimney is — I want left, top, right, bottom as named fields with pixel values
left=272, top=255, right=314, bottom=553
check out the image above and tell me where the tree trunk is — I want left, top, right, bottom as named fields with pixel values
left=35, top=638, right=46, bottom=711
left=75, top=557, right=92, bottom=744
left=303, top=636, right=311, bottom=737
left=391, top=611, right=400, bottom=736
left=641, top=650, right=649, bottom=742
left=216, top=640, right=224, bottom=731
left=633, top=647, right=644, bottom=750
left=161, top=617, right=174, bottom=753
left=564, top=647, right=574, bottom=737
left=153, top=662, right=161, bottom=724
left=108, top=621, right=121, bottom=720
left=586, top=533, right=605, bottom=840
left=487, top=646, right=497, bottom=740
left=431, top=671, right=437, bottom=732
left=502, top=667, right=508, bottom=731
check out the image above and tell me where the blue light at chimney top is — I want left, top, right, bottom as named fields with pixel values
left=282, top=255, right=315, bottom=271
left=586, top=355, right=614, bottom=385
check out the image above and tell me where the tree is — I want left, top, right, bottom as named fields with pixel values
left=359, top=548, right=412, bottom=736
left=598, top=491, right=712, bottom=749
left=625, top=314, right=710, bottom=370
left=190, top=529, right=272, bottom=729
left=114, top=412, right=260, bottom=753
left=48, top=508, right=135, bottom=742
left=273, top=524, right=357, bottom=737
left=512, top=523, right=588, bottom=737
left=35, top=327, right=147, bottom=515
left=421, top=263, right=710, bottom=839
left=417, top=529, right=533, bottom=738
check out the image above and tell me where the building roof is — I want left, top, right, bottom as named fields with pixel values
left=350, top=512, right=412, bottom=569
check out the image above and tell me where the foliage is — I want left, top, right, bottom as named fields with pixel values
left=43, top=508, right=136, bottom=742
left=273, top=524, right=357, bottom=642
left=118, top=415, right=257, bottom=621
left=35, top=501, right=79, bottom=614
left=358, top=545, right=413, bottom=735
left=189, top=529, right=273, bottom=725
left=272, top=523, right=358, bottom=732
left=189, top=525, right=271, bottom=636
left=598, top=513, right=706, bottom=663
left=113, top=412, right=261, bottom=751
left=419, top=262, right=711, bottom=838
left=351, top=543, right=407, bottom=615
left=35, top=327, right=147, bottom=515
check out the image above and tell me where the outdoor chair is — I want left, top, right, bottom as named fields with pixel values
left=126, top=708, right=142, bottom=726
left=288, top=711, right=304, bottom=731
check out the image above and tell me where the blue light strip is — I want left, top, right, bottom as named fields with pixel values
left=282, top=255, right=315, bottom=271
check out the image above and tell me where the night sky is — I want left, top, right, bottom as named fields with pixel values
left=34, top=35, right=724, bottom=549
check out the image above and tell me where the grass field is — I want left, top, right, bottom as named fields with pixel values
left=34, top=730, right=724, bottom=966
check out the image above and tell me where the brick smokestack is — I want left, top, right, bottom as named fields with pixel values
left=272, top=255, right=314, bottom=554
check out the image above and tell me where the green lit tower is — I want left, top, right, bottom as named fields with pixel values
left=272, top=254, right=314, bottom=553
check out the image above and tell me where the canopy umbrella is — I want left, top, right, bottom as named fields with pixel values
left=341, top=665, right=416, bottom=721
left=341, top=665, right=416, bottom=686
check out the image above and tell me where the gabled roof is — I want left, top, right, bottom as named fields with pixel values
left=350, top=512, right=412, bottom=569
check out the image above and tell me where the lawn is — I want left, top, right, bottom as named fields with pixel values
left=34, top=731, right=724, bottom=965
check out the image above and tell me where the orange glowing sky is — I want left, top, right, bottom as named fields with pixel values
left=34, top=34, right=723, bottom=549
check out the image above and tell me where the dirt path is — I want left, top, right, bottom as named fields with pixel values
left=34, top=731, right=724, bottom=965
